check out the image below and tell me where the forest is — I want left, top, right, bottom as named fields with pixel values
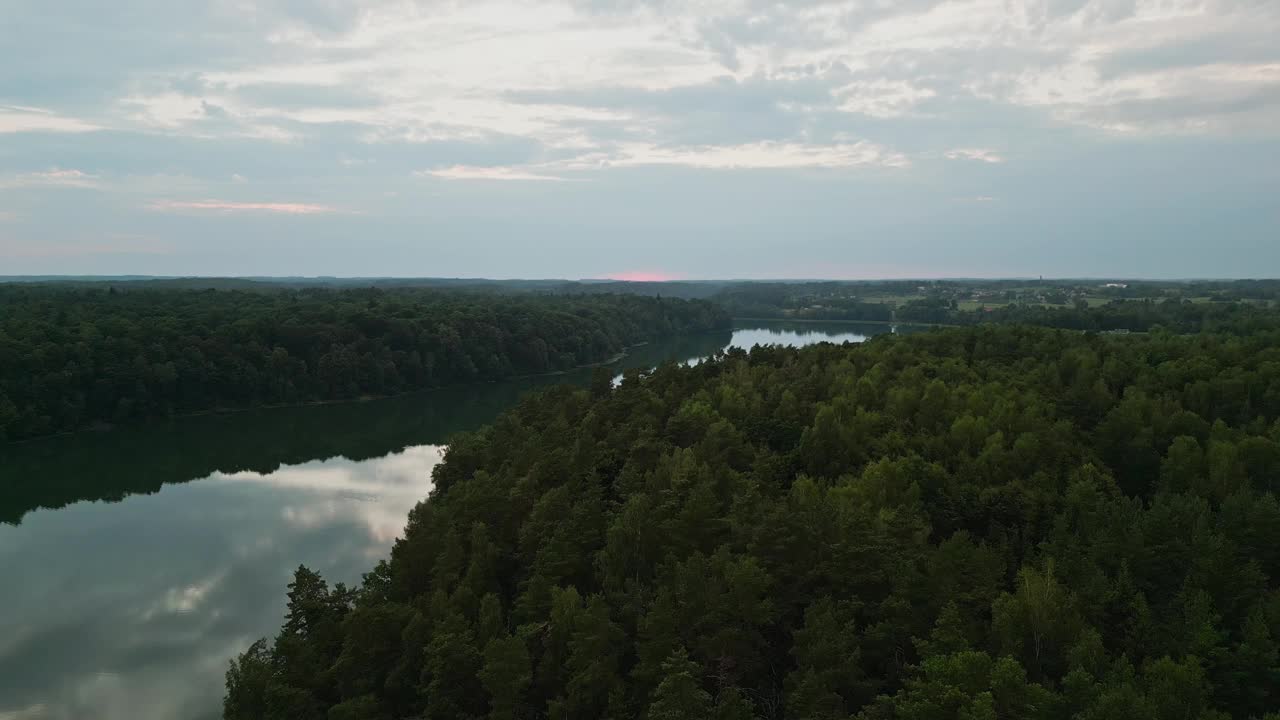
left=0, top=287, right=728, bottom=441
left=711, top=283, right=894, bottom=323
left=226, top=323, right=1280, bottom=719
left=895, top=297, right=1280, bottom=334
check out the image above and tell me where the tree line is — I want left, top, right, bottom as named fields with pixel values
left=897, top=296, right=1280, bottom=334
left=0, top=287, right=728, bottom=441
left=711, top=283, right=894, bottom=323
left=226, top=323, right=1280, bottom=719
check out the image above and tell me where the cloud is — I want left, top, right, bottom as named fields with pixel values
left=945, top=148, right=1005, bottom=163
left=835, top=79, right=938, bottom=118
left=419, top=166, right=570, bottom=182
left=420, top=138, right=909, bottom=179
left=0, top=105, right=100, bottom=134
left=1, top=0, right=1278, bottom=278
left=8, top=0, right=1277, bottom=163
left=602, top=140, right=911, bottom=170
left=955, top=4, right=1280, bottom=135
left=146, top=199, right=340, bottom=214
left=120, top=92, right=209, bottom=129
left=0, top=168, right=99, bottom=189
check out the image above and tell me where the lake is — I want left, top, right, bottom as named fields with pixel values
left=0, top=321, right=900, bottom=720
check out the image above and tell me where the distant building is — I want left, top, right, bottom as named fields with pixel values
left=1103, top=282, right=1128, bottom=288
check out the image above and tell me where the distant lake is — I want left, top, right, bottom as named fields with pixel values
left=0, top=321, right=904, bottom=720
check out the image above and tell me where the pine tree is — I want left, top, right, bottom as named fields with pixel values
left=480, top=634, right=531, bottom=720
left=647, top=649, right=712, bottom=720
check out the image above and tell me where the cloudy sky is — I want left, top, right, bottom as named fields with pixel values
left=1, top=0, right=1277, bottom=279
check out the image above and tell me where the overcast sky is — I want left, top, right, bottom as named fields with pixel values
left=1, top=0, right=1277, bottom=279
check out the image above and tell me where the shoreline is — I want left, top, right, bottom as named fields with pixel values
left=4, top=319, right=945, bottom=447
left=1, top=338, right=664, bottom=447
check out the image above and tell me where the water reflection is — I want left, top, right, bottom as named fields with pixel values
left=0, top=322, right=901, bottom=720
left=730, top=322, right=881, bottom=348
left=0, top=446, right=442, bottom=720
left=218, top=445, right=443, bottom=546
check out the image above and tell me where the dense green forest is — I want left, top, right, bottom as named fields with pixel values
left=0, top=287, right=727, bottom=441
left=896, top=297, right=1280, bottom=334
left=700, top=281, right=1280, bottom=329
left=226, top=324, right=1280, bottom=719
left=712, top=283, right=895, bottom=322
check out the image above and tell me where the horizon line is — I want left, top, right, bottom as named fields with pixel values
left=0, top=274, right=1276, bottom=283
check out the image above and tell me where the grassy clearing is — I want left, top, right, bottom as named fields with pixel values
left=956, top=300, right=1008, bottom=311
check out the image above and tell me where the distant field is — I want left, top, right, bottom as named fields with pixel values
left=956, top=300, right=1007, bottom=311
left=817, top=294, right=1275, bottom=315
left=955, top=297, right=1113, bottom=312
left=1186, top=296, right=1271, bottom=305
left=861, top=294, right=923, bottom=304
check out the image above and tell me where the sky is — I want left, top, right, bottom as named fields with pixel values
left=1, top=0, right=1277, bottom=280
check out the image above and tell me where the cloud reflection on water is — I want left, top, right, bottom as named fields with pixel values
left=215, top=444, right=443, bottom=544
left=0, top=444, right=442, bottom=720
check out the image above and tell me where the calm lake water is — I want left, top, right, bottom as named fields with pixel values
left=0, top=321, right=898, bottom=720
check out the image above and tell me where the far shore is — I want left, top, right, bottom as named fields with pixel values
left=732, top=316, right=956, bottom=328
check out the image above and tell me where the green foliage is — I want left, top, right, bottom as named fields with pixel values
left=711, top=282, right=895, bottom=322
left=991, top=563, right=1082, bottom=681
left=899, top=295, right=1280, bottom=335
left=858, top=651, right=1060, bottom=720
left=0, top=286, right=728, bottom=440
left=480, top=634, right=532, bottom=720
left=646, top=649, right=713, bottom=720
left=227, top=324, right=1280, bottom=719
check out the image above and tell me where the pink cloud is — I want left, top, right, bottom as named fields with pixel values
left=418, top=165, right=568, bottom=181
left=40, top=169, right=95, bottom=183
left=147, top=199, right=339, bottom=215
